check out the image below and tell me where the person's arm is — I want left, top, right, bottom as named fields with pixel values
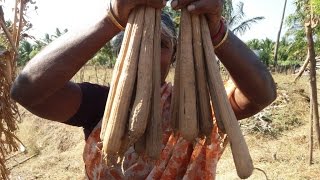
left=11, top=0, right=165, bottom=123
left=172, top=0, right=276, bottom=119
left=214, top=30, right=276, bottom=119
left=11, top=14, right=120, bottom=122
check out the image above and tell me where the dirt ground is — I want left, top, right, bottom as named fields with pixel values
left=7, top=111, right=86, bottom=180
left=6, top=69, right=320, bottom=180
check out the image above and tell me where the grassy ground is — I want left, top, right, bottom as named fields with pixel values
left=7, top=67, right=319, bottom=180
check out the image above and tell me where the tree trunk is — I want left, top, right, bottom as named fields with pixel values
left=305, top=23, right=320, bottom=150
left=273, top=0, right=288, bottom=67
left=309, top=98, right=314, bottom=165
left=294, top=51, right=310, bottom=82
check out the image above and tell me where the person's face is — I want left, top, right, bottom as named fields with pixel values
left=160, top=32, right=175, bottom=84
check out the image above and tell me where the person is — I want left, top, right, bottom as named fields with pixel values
left=11, top=0, right=277, bottom=179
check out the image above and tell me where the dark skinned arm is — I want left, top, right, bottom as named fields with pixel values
left=172, top=0, right=277, bottom=120
left=213, top=29, right=277, bottom=120
left=10, top=0, right=165, bottom=123
left=10, top=14, right=120, bottom=122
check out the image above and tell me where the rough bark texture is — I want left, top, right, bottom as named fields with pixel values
left=294, top=51, right=310, bottom=82
left=273, top=0, right=287, bottom=67
left=200, top=15, right=253, bottom=179
left=309, top=95, right=314, bottom=165
left=100, top=11, right=136, bottom=140
left=191, top=14, right=213, bottom=138
left=146, top=9, right=163, bottom=159
left=102, top=7, right=145, bottom=157
left=170, top=29, right=181, bottom=132
left=305, top=23, right=320, bottom=150
left=127, top=7, right=155, bottom=147
left=178, top=9, right=199, bottom=141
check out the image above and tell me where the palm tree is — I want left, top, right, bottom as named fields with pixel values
left=247, top=39, right=261, bottom=50
left=18, top=40, right=33, bottom=66
left=43, top=33, right=52, bottom=44
left=17, top=28, right=69, bottom=66
left=51, top=28, right=68, bottom=39
left=246, top=38, right=276, bottom=67
left=223, top=1, right=265, bottom=35
left=223, top=0, right=233, bottom=21
left=274, top=0, right=288, bottom=68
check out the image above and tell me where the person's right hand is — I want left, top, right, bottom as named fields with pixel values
left=110, top=0, right=166, bottom=27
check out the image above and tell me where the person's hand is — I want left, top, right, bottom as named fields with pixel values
left=171, top=0, right=223, bottom=35
left=110, top=0, right=167, bottom=26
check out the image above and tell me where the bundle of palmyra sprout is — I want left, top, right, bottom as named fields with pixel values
left=100, top=6, right=254, bottom=179
left=0, top=0, right=27, bottom=179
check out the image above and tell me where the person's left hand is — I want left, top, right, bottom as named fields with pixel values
left=171, top=0, right=223, bottom=35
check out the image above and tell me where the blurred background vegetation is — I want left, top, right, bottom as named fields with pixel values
left=9, top=0, right=318, bottom=73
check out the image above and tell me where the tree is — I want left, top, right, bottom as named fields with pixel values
left=17, top=28, right=68, bottom=66
left=311, top=0, right=320, bottom=14
left=163, top=1, right=264, bottom=36
left=285, top=0, right=318, bottom=65
left=51, top=28, right=68, bottom=39
left=274, top=0, right=288, bottom=68
left=223, top=1, right=265, bottom=35
left=260, top=38, right=275, bottom=67
left=247, top=38, right=275, bottom=67
left=18, top=40, right=32, bottom=66
left=290, top=0, right=320, bottom=164
left=92, top=42, right=116, bottom=67
left=246, top=39, right=260, bottom=50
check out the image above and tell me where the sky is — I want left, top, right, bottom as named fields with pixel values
left=234, top=0, right=296, bottom=41
left=1, top=0, right=296, bottom=42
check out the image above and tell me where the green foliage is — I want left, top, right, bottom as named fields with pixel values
left=17, top=27, right=118, bottom=68
left=0, top=34, right=10, bottom=50
left=0, top=21, right=13, bottom=50
left=91, top=42, right=116, bottom=68
left=283, top=0, right=320, bottom=67
left=18, top=40, right=33, bottom=66
left=16, top=1, right=266, bottom=68
left=247, top=39, right=260, bottom=49
left=222, top=0, right=233, bottom=21
left=311, top=0, right=320, bottom=14
left=17, top=28, right=68, bottom=66
left=163, top=6, right=180, bottom=31
left=246, top=37, right=303, bottom=68
left=162, top=1, right=264, bottom=36
left=223, top=1, right=265, bottom=35
left=247, top=38, right=275, bottom=66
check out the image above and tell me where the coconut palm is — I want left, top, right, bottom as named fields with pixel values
left=274, top=0, right=288, bottom=67
left=51, top=28, right=68, bottom=39
left=223, top=1, right=265, bottom=36
left=247, top=38, right=274, bottom=67
left=17, top=28, right=69, bottom=66
left=18, top=40, right=33, bottom=66
left=247, top=38, right=261, bottom=50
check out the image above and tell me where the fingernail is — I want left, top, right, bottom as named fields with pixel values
left=171, top=0, right=178, bottom=8
left=187, top=4, right=195, bottom=11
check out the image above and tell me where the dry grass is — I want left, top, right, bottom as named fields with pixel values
left=241, top=73, right=310, bottom=138
left=217, top=73, right=319, bottom=180
left=7, top=68, right=320, bottom=179
left=8, top=109, right=86, bottom=179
